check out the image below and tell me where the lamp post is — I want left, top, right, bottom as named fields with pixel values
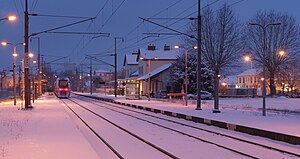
left=248, top=22, right=281, bottom=116
left=174, top=45, right=191, bottom=106
left=30, top=37, right=41, bottom=97
left=1, top=42, right=25, bottom=105
left=0, top=15, right=16, bottom=22
left=244, top=55, right=253, bottom=69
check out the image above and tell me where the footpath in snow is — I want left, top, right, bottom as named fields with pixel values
left=0, top=96, right=99, bottom=159
left=78, top=92, right=300, bottom=138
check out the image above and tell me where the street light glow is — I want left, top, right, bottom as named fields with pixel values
left=279, top=50, right=285, bottom=56
left=244, top=55, right=251, bottom=62
left=29, top=53, right=34, bottom=58
left=7, top=16, right=16, bottom=21
left=1, top=42, right=8, bottom=46
left=174, top=45, right=180, bottom=49
left=13, top=53, right=18, bottom=57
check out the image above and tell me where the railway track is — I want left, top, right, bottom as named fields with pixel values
left=61, top=98, right=180, bottom=159
left=72, top=95, right=300, bottom=159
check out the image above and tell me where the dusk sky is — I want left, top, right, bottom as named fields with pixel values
left=1, top=0, right=300, bottom=72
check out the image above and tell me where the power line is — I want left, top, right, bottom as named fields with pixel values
left=75, top=0, right=126, bottom=54
left=13, top=0, right=24, bottom=24
left=118, top=0, right=246, bottom=55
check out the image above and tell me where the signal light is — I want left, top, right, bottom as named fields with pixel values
left=58, top=88, right=62, bottom=91
left=65, top=88, right=68, bottom=91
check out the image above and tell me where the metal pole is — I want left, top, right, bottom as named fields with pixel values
left=113, top=37, right=123, bottom=98
left=18, top=64, right=21, bottom=97
left=114, top=37, right=117, bottom=97
left=37, top=38, right=41, bottom=96
left=262, top=27, right=267, bottom=116
left=185, top=49, right=188, bottom=106
left=248, top=22, right=281, bottom=116
left=21, top=60, right=25, bottom=101
left=81, top=64, right=83, bottom=93
left=24, top=0, right=30, bottom=109
left=148, top=59, right=151, bottom=101
left=13, top=47, right=17, bottom=105
left=32, top=75, right=34, bottom=103
left=90, top=58, right=92, bottom=95
left=196, top=0, right=202, bottom=110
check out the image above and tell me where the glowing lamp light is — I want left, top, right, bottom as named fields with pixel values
left=58, top=88, right=62, bottom=91
left=1, top=42, right=8, bottom=46
left=28, top=53, right=34, bottom=58
left=221, top=82, right=227, bottom=86
left=154, top=57, right=158, bottom=60
left=279, top=50, right=285, bottom=56
left=33, top=60, right=37, bottom=64
left=174, top=45, right=180, bottom=49
left=244, top=56, right=251, bottom=62
left=261, top=77, right=264, bottom=81
left=7, top=16, right=16, bottom=21
left=13, top=53, right=18, bottom=57
left=64, top=88, right=68, bottom=91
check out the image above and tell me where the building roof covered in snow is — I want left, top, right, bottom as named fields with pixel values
left=123, top=54, right=138, bottom=66
left=138, top=44, right=179, bottom=60
left=137, top=63, right=172, bottom=80
left=237, top=69, right=261, bottom=77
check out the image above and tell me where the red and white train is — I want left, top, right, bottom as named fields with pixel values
left=54, top=77, right=71, bottom=98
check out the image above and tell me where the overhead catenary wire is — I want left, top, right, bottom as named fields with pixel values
left=115, top=0, right=246, bottom=56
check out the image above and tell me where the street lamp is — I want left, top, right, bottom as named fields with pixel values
left=0, top=15, right=16, bottom=22
left=248, top=22, right=281, bottom=116
left=279, top=50, right=285, bottom=56
left=1, top=42, right=25, bottom=105
left=243, top=55, right=252, bottom=69
left=174, top=45, right=193, bottom=106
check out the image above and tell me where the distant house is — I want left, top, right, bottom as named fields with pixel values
left=123, top=52, right=139, bottom=78
left=236, top=69, right=263, bottom=95
left=220, top=75, right=237, bottom=88
left=94, top=69, right=114, bottom=83
left=136, top=44, right=178, bottom=97
left=121, top=44, right=178, bottom=99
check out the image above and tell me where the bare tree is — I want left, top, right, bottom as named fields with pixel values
left=244, top=10, right=300, bottom=95
left=200, top=4, right=242, bottom=112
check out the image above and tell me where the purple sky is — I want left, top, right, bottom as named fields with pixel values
left=1, top=0, right=300, bottom=72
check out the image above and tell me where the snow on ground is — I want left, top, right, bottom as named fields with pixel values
left=1, top=93, right=299, bottom=158
left=0, top=97, right=99, bottom=159
left=83, top=93, right=300, bottom=137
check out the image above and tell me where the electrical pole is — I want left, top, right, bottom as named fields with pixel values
left=114, top=37, right=124, bottom=98
left=24, top=0, right=30, bottom=109
left=196, top=0, right=202, bottom=110
left=37, top=38, right=41, bottom=97
left=89, top=58, right=92, bottom=95
left=13, top=47, right=17, bottom=105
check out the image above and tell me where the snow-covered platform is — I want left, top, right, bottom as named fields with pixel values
left=75, top=92, right=300, bottom=145
left=0, top=96, right=99, bottom=159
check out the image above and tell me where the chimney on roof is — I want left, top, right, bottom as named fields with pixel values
left=147, top=44, right=156, bottom=51
left=164, top=44, right=170, bottom=51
